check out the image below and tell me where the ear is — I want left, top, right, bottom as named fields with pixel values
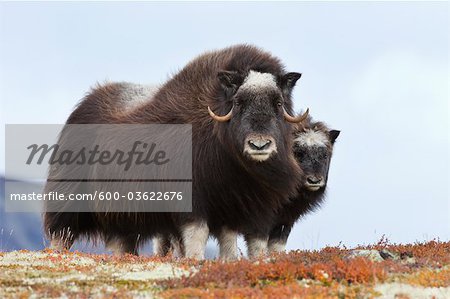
left=218, top=71, right=243, bottom=93
left=329, top=130, right=340, bottom=143
left=279, top=72, right=302, bottom=94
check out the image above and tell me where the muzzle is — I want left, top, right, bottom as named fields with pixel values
left=244, top=134, right=277, bottom=162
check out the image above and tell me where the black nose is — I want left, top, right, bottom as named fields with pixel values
left=248, top=139, right=272, bottom=151
left=306, top=176, right=323, bottom=185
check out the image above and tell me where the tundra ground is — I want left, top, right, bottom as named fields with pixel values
left=0, top=240, right=448, bottom=298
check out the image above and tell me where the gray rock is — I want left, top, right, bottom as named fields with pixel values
left=347, top=249, right=385, bottom=262
left=347, top=249, right=416, bottom=264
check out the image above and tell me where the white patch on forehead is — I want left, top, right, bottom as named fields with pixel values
left=240, top=70, right=278, bottom=91
left=295, top=129, right=329, bottom=147
left=120, top=83, right=158, bottom=111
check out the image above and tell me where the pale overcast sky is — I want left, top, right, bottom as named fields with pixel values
left=0, top=2, right=448, bottom=251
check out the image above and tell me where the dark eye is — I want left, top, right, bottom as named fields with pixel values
left=277, top=101, right=283, bottom=107
left=234, top=99, right=240, bottom=106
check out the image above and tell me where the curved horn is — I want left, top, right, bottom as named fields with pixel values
left=283, top=107, right=309, bottom=123
left=208, top=106, right=233, bottom=122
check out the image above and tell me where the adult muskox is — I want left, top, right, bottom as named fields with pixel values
left=154, top=116, right=340, bottom=259
left=44, top=44, right=308, bottom=258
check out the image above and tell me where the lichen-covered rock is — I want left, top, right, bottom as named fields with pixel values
left=347, top=249, right=385, bottom=262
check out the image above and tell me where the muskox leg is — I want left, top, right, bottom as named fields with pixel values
left=218, top=227, right=239, bottom=261
left=245, top=234, right=269, bottom=259
left=153, top=234, right=184, bottom=257
left=169, top=235, right=185, bottom=257
left=105, top=235, right=140, bottom=255
left=180, top=221, right=209, bottom=259
left=268, top=224, right=292, bottom=253
left=152, top=234, right=172, bottom=256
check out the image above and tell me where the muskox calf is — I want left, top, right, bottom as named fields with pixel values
left=266, top=118, right=340, bottom=254
left=44, top=44, right=308, bottom=259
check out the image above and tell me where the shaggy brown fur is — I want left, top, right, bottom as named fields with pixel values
left=44, top=44, right=305, bottom=257
left=156, top=117, right=340, bottom=258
